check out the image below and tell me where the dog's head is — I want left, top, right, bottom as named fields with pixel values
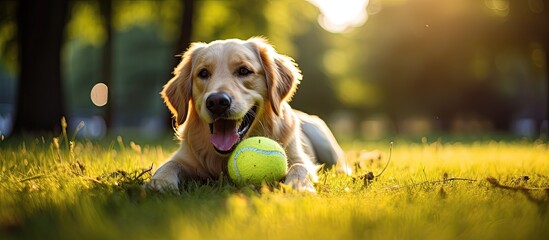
left=162, top=37, right=301, bottom=155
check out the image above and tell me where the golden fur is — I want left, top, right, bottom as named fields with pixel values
left=148, top=37, right=349, bottom=193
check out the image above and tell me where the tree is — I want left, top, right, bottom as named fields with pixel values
left=100, top=0, right=113, bottom=129
left=175, top=0, right=195, bottom=58
left=13, top=0, right=69, bottom=134
left=166, top=0, right=195, bottom=129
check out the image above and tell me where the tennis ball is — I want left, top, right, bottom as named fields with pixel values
left=227, top=137, right=288, bottom=186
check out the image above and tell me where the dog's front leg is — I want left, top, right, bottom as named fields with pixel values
left=284, top=138, right=318, bottom=193
left=147, top=160, right=184, bottom=192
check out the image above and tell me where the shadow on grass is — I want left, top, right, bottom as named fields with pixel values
left=0, top=167, right=260, bottom=240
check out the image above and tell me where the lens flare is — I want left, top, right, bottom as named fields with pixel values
left=308, top=0, right=370, bottom=33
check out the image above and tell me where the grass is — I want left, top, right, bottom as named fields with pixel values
left=1, top=134, right=548, bottom=240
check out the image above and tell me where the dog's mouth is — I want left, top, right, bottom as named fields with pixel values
left=209, top=106, right=257, bottom=155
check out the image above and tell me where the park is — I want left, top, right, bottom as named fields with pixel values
left=1, top=0, right=548, bottom=239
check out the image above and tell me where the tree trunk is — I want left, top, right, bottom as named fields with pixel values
left=176, top=0, right=195, bottom=57
left=166, top=0, right=195, bottom=129
left=100, top=0, right=113, bottom=130
left=13, top=0, right=69, bottom=134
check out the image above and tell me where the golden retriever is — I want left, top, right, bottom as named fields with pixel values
left=148, top=37, right=350, bottom=193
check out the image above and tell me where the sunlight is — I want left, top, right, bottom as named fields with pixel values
left=308, top=0, right=370, bottom=33
left=66, top=2, right=105, bottom=46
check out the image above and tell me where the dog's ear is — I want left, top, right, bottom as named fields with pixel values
left=161, top=43, right=204, bottom=126
left=248, top=37, right=302, bottom=116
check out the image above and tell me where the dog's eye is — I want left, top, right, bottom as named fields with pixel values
left=198, top=69, right=210, bottom=79
left=237, top=67, right=253, bottom=77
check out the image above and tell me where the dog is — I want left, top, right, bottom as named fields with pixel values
left=148, top=37, right=350, bottom=193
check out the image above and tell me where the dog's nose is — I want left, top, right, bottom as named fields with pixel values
left=206, top=92, right=231, bottom=116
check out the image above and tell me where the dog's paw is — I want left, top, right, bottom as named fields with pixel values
left=144, top=160, right=184, bottom=193
left=144, top=178, right=180, bottom=193
left=284, top=177, right=316, bottom=193
left=284, top=164, right=317, bottom=193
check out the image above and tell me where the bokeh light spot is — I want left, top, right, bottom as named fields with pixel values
left=528, top=0, right=544, bottom=14
left=337, top=78, right=379, bottom=108
left=531, top=45, right=546, bottom=69
left=309, top=0, right=369, bottom=33
left=483, top=0, right=510, bottom=17
left=90, top=83, right=108, bottom=107
left=323, top=49, right=350, bottom=76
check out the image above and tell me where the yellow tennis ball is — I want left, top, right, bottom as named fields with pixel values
left=227, top=137, right=288, bottom=186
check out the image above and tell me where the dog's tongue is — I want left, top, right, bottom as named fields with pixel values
left=210, top=119, right=239, bottom=152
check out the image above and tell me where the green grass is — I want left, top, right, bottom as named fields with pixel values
left=1, top=135, right=548, bottom=240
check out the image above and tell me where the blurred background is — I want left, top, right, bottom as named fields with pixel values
left=0, top=0, right=547, bottom=141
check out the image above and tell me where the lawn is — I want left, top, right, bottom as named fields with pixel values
left=1, top=134, right=548, bottom=239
